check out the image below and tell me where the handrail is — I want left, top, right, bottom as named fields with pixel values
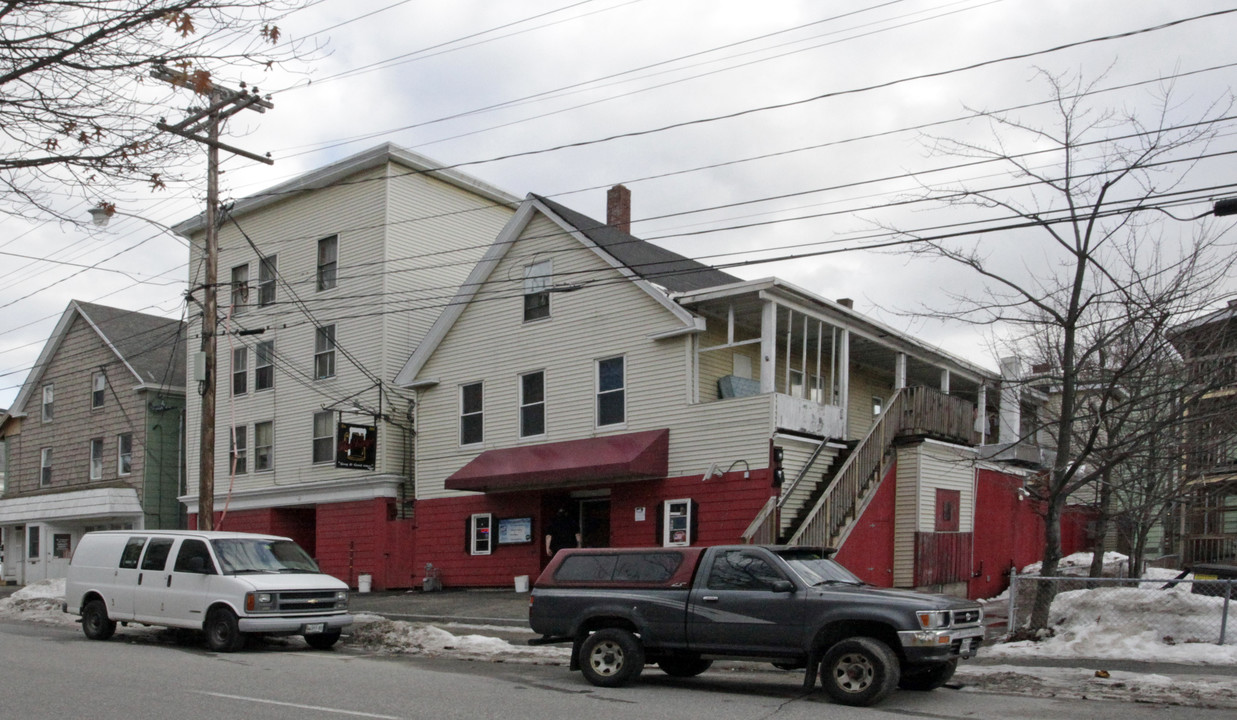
left=777, top=438, right=834, bottom=509
left=740, top=496, right=778, bottom=544
left=787, top=387, right=907, bottom=546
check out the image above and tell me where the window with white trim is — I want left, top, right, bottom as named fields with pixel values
left=255, top=340, right=274, bottom=391
left=663, top=499, right=692, bottom=547
left=90, top=438, right=104, bottom=480
left=460, top=382, right=483, bottom=446
left=40, top=447, right=52, bottom=486
left=258, top=254, right=277, bottom=306
left=469, top=513, right=493, bottom=555
left=231, top=264, right=249, bottom=310
left=230, top=426, right=248, bottom=474
left=92, top=371, right=106, bottom=409
left=117, top=433, right=132, bottom=476
left=314, top=325, right=336, bottom=379
left=41, top=383, right=54, bottom=422
left=312, top=411, right=334, bottom=464
left=317, top=235, right=338, bottom=291
left=519, top=370, right=545, bottom=438
left=232, top=347, right=248, bottom=396
left=523, top=260, right=551, bottom=321
left=597, top=356, right=625, bottom=426
left=254, top=421, right=273, bottom=472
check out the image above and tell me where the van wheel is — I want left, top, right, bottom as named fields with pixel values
left=579, top=629, right=644, bottom=688
left=819, top=637, right=900, bottom=707
left=205, top=608, right=245, bottom=652
left=305, top=630, right=341, bottom=650
left=81, top=600, right=116, bottom=641
left=658, top=656, right=713, bottom=677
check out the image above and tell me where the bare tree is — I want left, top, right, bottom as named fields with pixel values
left=0, top=0, right=316, bottom=221
left=889, top=69, right=1236, bottom=632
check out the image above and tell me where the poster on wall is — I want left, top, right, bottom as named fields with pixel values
left=498, top=517, right=533, bottom=544
left=336, top=422, right=377, bottom=470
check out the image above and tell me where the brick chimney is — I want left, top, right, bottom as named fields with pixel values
left=607, top=184, right=631, bottom=234
left=836, top=298, right=854, bottom=309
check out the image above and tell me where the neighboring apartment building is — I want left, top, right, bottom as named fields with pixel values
left=0, top=301, right=185, bottom=585
left=394, top=187, right=1071, bottom=595
left=1170, top=299, right=1237, bottom=565
left=175, top=143, right=518, bottom=590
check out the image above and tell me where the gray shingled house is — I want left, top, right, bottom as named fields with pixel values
left=0, top=301, right=186, bottom=584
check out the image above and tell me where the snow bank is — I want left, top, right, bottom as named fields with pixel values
left=0, top=578, right=73, bottom=626
left=348, top=616, right=568, bottom=664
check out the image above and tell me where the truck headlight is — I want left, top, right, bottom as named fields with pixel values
left=335, top=590, right=349, bottom=608
left=246, top=592, right=275, bottom=611
left=916, top=610, right=950, bottom=629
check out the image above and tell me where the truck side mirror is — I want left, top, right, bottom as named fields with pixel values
left=771, top=580, right=795, bottom=593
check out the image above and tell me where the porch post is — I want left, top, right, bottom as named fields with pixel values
left=976, top=384, right=988, bottom=444
left=895, top=353, right=907, bottom=389
left=940, top=369, right=951, bottom=394
left=761, top=300, right=777, bottom=394
left=837, top=329, right=850, bottom=433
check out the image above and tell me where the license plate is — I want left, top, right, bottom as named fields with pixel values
left=960, top=638, right=973, bottom=654
left=304, top=623, right=325, bottom=634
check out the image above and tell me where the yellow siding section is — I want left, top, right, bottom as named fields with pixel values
left=847, top=367, right=894, bottom=438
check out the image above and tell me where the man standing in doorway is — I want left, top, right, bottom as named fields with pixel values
left=545, top=505, right=581, bottom=557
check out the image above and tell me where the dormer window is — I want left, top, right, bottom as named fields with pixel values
left=523, top=260, right=551, bottom=322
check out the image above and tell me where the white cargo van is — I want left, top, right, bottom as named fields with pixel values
left=64, top=530, right=353, bottom=651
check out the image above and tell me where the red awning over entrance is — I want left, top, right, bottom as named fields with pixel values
left=445, top=429, right=669, bottom=493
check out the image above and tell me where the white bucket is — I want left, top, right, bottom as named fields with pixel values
left=514, top=575, right=529, bottom=593
left=357, top=573, right=372, bottom=593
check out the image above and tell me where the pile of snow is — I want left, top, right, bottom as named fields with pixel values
left=1020, top=551, right=1130, bottom=577
left=0, top=578, right=73, bottom=626
left=348, top=615, right=568, bottom=664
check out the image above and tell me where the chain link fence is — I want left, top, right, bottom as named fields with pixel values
left=1007, top=573, right=1236, bottom=645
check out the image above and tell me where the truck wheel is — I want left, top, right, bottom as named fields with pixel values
left=81, top=600, right=116, bottom=641
left=658, top=656, right=713, bottom=677
left=204, top=608, right=246, bottom=653
left=819, top=637, right=900, bottom=707
left=899, top=659, right=957, bottom=691
left=305, top=630, right=342, bottom=650
left=579, top=629, right=644, bottom=687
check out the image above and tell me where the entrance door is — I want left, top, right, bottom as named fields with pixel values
left=25, top=524, right=45, bottom=582
left=579, top=499, right=610, bottom=548
left=47, top=532, right=73, bottom=579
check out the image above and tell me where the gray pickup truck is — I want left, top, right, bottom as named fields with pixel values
left=528, top=545, right=983, bottom=706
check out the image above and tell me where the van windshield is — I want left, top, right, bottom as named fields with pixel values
left=210, top=538, right=320, bottom=575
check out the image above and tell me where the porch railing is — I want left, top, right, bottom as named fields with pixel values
left=902, top=385, right=979, bottom=445
left=740, top=496, right=779, bottom=544
left=787, top=387, right=907, bottom=547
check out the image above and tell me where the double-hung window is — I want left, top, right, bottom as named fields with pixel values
left=468, top=513, right=493, bottom=555
left=460, top=382, right=483, bottom=446
left=597, top=356, right=625, bottom=426
left=231, top=264, right=249, bottom=311
left=89, top=438, right=104, bottom=480
left=312, top=411, right=334, bottom=464
left=40, top=447, right=53, bottom=486
left=254, top=421, right=273, bottom=472
left=255, top=340, right=274, bottom=391
left=317, top=235, right=338, bottom=291
left=41, top=383, right=53, bottom=422
left=232, top=347, right=248, bottom=396
left=230, top=426, right=248, bottom=474
left=92, top=372, right=106, bottom=409
left=314, top=326, right=336, bottom=379
left=258, top=255, right=277, bottom=307
left=519, top=371, right=545, bottom=438
left=523, top=260, right=551, bottom=321
left=117, top=433, right=132, bottom=476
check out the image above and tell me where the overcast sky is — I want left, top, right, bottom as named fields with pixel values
left=2, top=0, right=1235, bottom=409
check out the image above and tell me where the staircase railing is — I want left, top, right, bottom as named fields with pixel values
left=777, top=438, right=835, bottom=511
left=740, top=496, right=779, bottom=544
left=787, top=387, right=907, bottom=547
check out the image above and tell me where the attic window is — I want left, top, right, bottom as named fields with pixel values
left=523, top=260, right=551, bottom=322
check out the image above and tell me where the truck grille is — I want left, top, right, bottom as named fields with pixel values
left=952, top=608, right=982, bottom=626
left=274, top=590, right=344, bottom=612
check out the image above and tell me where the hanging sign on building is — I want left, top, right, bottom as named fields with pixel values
left=336, top=422, right=377, bottom=470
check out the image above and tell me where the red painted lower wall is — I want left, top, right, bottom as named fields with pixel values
left=833, top=462, right=897, bottom=587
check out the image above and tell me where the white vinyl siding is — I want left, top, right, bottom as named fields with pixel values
left=892, top=442, right=977, bottom=587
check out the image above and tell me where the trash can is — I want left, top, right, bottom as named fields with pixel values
left=514, top=575, right=529, bottom=593
left=1190, top=564, right=1237, bottom=597
left=357, top=573, right=372, bottom=594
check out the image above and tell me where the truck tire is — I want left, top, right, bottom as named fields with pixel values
left=658, top=656, right=713, bottom=677
left=899, top=658, right=957, bottom=691
left=81, top=599, right=116, bottom=641
left=205, top=607, right=246, bottom=653
left=579, top=629, right=644, bottom=687
left=819, top=637, right=900, bottom=707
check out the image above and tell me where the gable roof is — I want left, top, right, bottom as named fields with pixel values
left=8, top=301, right=186, bottom=417
left=534, top=195, right=740, bottom=292
left=173, top=142, right=519, bottom=236
left=395, top=194, right=726, bottom=386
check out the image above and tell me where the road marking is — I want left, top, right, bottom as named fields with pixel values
left=191, top=691, right=404, bottom=719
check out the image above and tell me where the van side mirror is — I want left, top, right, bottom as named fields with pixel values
left=771, top=580, right=795, bottom=593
